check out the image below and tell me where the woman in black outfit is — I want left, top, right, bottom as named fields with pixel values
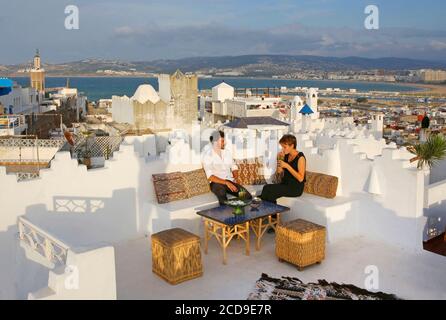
left=260, top=134, right=306, bottom=204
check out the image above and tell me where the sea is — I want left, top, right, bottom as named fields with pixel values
left=11, top=77, right=422, bottom=102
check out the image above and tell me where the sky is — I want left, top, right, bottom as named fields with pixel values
left=1, top=0, right=446, bottom=64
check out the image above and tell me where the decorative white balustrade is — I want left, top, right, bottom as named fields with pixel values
left=0, top=138, right=65, bottom=149
left=17, top=217, right=70, bottom=265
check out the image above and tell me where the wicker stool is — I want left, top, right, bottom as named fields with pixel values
left=276, top=219, right=326, bottom=271
left=151, top=228, right=203, bottom=285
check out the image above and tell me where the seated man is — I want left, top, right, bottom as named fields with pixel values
left=201, top=130, right=252, bottom=205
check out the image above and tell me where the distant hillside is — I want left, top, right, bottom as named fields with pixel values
left=2, top=54, right=446, bottom=77
left=142, top=55, right=446, bottom=72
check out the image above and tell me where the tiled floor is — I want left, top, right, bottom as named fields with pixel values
left=114, top=233, right=446, bottom=300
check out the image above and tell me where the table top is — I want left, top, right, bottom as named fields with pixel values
left=196, top=201, right=290, bottom=226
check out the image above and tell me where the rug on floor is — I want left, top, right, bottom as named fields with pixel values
left=247, top=273, right=400, bottom=300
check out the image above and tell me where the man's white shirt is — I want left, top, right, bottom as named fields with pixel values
left=201, top=146, right=238, bottom=182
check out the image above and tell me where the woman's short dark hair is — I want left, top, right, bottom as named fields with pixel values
left=210, top=130, right=225, bottom=142
left=279, top=134, right=297, bottom=149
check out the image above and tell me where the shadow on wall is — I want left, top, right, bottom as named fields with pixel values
left=278, top=192, right=428, bottom=252
left=0, top=225, right=50, bottom=299
left=23, top=188, right=139, bottom=248
left=351, top=192, right=427, bottom=251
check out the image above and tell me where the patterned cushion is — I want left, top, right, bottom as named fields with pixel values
left=183, top=168, right=211, bottom=198
left=234, top=158, right=267, bottom=185
left=152, top=172, right=188, bottom=204
left=303, top=171, right=338, bottom=199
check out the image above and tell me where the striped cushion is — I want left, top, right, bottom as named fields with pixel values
left=235, top=158, right=267, bottom=185
left=183, top=168, right=211, bottom=198
left=303, top=171, right=338, bottom=199
left=152, top=172, right=188, bottom=204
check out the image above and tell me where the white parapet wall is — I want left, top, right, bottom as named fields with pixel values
left=1, top=129, right=446, bottom=299
left=29, top=246, right=116, bottom=300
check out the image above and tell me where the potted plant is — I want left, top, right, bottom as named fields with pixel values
left=80, top=131, right=93, bottom=168
left=407, top=134, right=446, bottom=241
left=407, top=133, right=446, bottom=170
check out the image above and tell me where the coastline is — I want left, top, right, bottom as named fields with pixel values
left=8, top=75, right=446, bottom=100
left=403, top=82, right=446, bottom=95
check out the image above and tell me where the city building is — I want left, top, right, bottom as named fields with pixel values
left=112, top=84, right=171, bottom=131
left=418, top=69, right=446, bottom=83
left=158, top=69, right=198, bottom=127
left=0, top=81, right=41, bottom=115
left=30, top=49, right=45, bottom=92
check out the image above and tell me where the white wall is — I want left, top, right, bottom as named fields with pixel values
left=111, top=95, right=134, bottom=124
left=212, top=84, right=234, bottom=102
left=430, top=159, right=446, bottom=184
left=29, top=246, right=116, bottom=300
left=158, top=74, right=171, bottom=103
left=1, top=130, right=444, bottom=299
left=0, top=146, right=61, bottom=161
left=294, top=132, right=429, bottom=250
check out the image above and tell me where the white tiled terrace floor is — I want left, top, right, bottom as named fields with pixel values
left=114, top=234, right=446, bottom=300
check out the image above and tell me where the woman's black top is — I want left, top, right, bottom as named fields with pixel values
left=282, top=152, right=306, bottom=187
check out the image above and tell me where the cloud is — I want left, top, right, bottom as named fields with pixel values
left=105, top=23, right=446, bottom=62
left=114, top=26, right=145, bottom=37
left=430, top=40, right=446, bottom=50
left=1, top=0, right=446, bottom=63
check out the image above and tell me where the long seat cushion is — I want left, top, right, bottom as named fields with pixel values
left=303, top=171, right=338, bottom=199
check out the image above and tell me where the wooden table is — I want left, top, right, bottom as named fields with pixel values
left=197, top=201, right=289, bottom=264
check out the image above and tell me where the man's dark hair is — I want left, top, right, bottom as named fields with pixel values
left=210, top=130, right=225, bottom=142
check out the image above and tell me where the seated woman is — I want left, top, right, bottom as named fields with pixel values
left=260, top=134, right=306, bottom=204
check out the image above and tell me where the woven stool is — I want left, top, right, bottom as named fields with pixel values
left=276, top=219, right=326, bottom=271
left=151, top=228, right=203, bottom=285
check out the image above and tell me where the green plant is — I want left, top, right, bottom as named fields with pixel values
left=407, top=134, right=446, bottom=169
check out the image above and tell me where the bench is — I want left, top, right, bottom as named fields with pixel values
left=145, top=184, right=264, bottom=235
left=145, top=167, right=355, bottom=243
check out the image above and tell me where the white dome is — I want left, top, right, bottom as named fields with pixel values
left=132, top=84, right=160, bottom=104
left=293, top=96, right=303, bottom=102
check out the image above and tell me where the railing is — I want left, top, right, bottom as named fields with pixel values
left=0, top=138, right=65, bottom=148
left=17, top=217, right=70, bottom=265
left=72, top=135, right=123, bottom=159
left=0, top=159, right=50, bottom=163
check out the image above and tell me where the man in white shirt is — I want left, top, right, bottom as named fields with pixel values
left=201, top=130, right=252, bottom=205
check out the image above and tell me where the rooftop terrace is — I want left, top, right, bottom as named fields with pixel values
left=114, top=234, right=446, bottom=300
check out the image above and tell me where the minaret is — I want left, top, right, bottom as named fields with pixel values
left=305, top=88, right=319, bottom=119
left=371, top=112, right=384, bottom=140
left=291, top=96, right=303, bottom=122
left=30, top=49, right=45, bottom=92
